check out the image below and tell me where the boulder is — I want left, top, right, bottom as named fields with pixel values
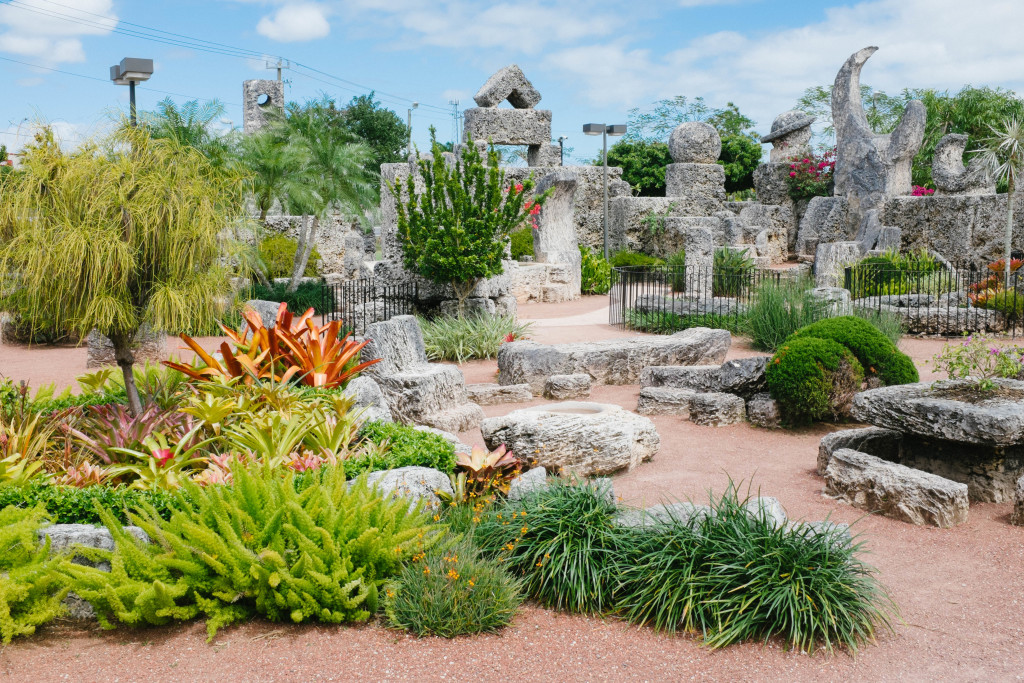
left=614, top=502, right=714, bottom=529
left=852, top=380, right=1024, bottom=447
left=364, top=466, right=454, bottom=510
left=636, top=387, right=695, bottom=416
left=244, top=299, right=282, bottom=328
left=1012, top=475, right=1024, bottom=526
left=824, top=449, right=969, bottom=528
left=543, top=373, right=591, bottom=400
left=743, top=496, right=788, bottom=529
left=669, top=122, right=721, bottom=164
left=498, top=328, right=730, bottom=393
left=817, top=426, right=903, bottom=476
left=508, top=466, right=549, bottom=501
left=640, top=365, right=721, bottom=392
left=689, top=392, right=746, bottom=426
left=746, top=393, right=781, bottom=429
left=466, top=383, right=533, bottom=406
left=809, top=287, right=853, bottom=317
left=480, top=402, right=659, bottom=477
left=473, top=64, right=542, bottom=109
left=344, top=376, right=393, bottom=424
left=814, top=241, right=863, bottom=288
left=718, top=356, right=769, bottom=397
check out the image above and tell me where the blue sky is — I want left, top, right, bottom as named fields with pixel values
left=2, top=0, right=1023, bottom=163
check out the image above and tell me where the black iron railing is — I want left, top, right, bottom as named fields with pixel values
left=319, top=278, right=418, bottom=334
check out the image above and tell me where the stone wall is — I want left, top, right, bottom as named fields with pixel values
left=261, top=214, right=370, bottom=281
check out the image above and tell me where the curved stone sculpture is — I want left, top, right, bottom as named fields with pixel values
left=932, top=133, right=994, bottom=195
left=832, top=47, right=926, bottom=250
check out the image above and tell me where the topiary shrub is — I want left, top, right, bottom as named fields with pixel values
left=384, top=537, right=524, bottom=637
left=258, top=235, right=321, bottom=278
left=509, top=227, right=534, bottom=260
left=766, top=337, right=864, bottom=424
left=788, top=316, right=918, bottom=386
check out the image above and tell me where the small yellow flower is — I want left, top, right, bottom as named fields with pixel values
left=536, top=561, right=544, bottom=567
left=423, top=567, right=431, bottom=575
left=433, top=514, right=441, bottom=522
left=468, top=579, right=476, bottom=587
left=447, top=569, right=460, bottom=581
left=520, top=525, right=529, bottom=534
left=472, top=517, right=481, bottom=523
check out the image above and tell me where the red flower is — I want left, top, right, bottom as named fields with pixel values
left=154, top=448, right=173, bottom=467
left=515, top=183, right=524, bottom=192
left=789, top=171, right=797, bottom=177
left=504, top=332, right=516, bottom=343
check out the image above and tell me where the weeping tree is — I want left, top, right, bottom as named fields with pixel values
left=0, top=125, right=247, bottom=415
left=977, top=117, right=1024, bottom=289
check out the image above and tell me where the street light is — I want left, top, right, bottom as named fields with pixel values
left=407, top=102, right=419, bottom=155
left=109, top=57, right=153, bottom=127
left=583, top=123, right=627, bottom=259
left=558, top=135, right=568, bottom=165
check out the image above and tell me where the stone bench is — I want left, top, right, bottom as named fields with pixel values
left=498, top=327, right=730, bottom=393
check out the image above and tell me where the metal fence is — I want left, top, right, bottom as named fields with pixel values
left=609, top=264, right=781, bottom=333
left=319, top=278, right=418, bottom=335
left=843, top=260, right=1023, bottom=336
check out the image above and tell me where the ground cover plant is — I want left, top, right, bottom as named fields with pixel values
left=418, top=313, right=532, bottom=363
left=59, top=464, right=443, bottom=641
left=931, top=333, right=1024, bottom=391
left=846, top=249, right=949, bottom=299
left=474, top=478, right=895, bottom=652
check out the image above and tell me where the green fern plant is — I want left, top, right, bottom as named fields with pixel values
left=59, top=463, right=443, bottom=640
left=0, top=505, right=69, bottom=644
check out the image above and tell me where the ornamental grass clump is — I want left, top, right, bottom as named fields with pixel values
left=59, top=463, right=443, bottom=640
left=474, top=477, right=621, bottom=613
left=746, top=277, right=828, bottom=351
left=614, top=485, right=895, bottom=653
left=384, top=538, right=524, bottom=637
left=418, top=313, right=531, bottom=363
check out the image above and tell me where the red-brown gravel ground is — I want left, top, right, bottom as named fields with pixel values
left=1, top=296, right=1023, bottom=682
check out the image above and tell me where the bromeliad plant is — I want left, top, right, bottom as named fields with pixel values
left=166, top=302, right=379, bottom=389
left=456, top=445, right=521, bottom=499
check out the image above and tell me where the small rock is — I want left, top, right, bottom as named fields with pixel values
left=640, top=365, right=721, bottom=392
left=743, top=496, right=787, bottom=529
left=1012, top=475, right=1024, bottom=526
left=689, top=392, right=746, bottom=426
left=614, top=502, right=714, bottom=529
left=544, top=373, right=592, bottom=400
left=718, top=357, right=768, bottom=398
left=746, top=393, right=781, bottom=429
left=636, top=387, right=696, bottom=416
left=466, top=383, right=533, bottom=406
left=508, top=466, right=548, bottom=501
left=364, top=466, right=454, bottom=510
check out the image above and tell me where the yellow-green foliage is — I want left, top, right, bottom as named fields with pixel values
left=59, top=463, right=443, bottom=640
left=258, top=234, right=321, bottom=278
left=0, top=505, right=69, bottom=644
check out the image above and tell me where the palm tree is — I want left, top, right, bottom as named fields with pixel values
left=977, top=117, right=1024, bottom=289
left=143, top=98, right=233, bottom=169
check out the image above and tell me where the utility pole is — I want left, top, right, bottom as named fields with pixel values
left=407, top=102, right=419, bottom=156
left=267, top=58, right=291, bottom=82
left=449, top=99, right=461, bottom=144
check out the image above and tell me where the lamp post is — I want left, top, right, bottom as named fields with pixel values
left=558, top=135, right=568, bottom=165
left=407, top=102, right=419, bottom=155
left=583, top=123, right=626, bottom=259
left=109, top=58, right=154, bottom=127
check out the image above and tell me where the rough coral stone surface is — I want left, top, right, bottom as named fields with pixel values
left=498, top=328, right=730, bottom=393
left=543, top=374, right=592, bottom=400
left=86, top=326, right=166, bottom=369
left=472, top=64, right=542, bottom=109
left=462, top=107, right=552, bottom=146
left=1012, top=475, right=1024, bottom=526
left=668, top=121, right=721, bottom=163
left=746, top=393, right=781, bottom=429
left=817, top=426, right=903, bottom=476
left=364, top=466, right=454, bottom=510
left=614, top=502, right=714, bottom=529
left=466, top=383, right=533, bottom=406
left=852, top=379, right=1024, bottom=447
left=636, top=387, right=696, bottom=416
left=689, top=392, right=746, bottom=426
left=824, top=448, right=969, bottom=528
left=480, top=402, right=659, bottom=477
left=665, top=163, right=726, bottom=201
left=344, top=376, right=393, bottom=424
left=508, top=466, right=549, bottom=502
left=718, top=357, right=769, bottom=398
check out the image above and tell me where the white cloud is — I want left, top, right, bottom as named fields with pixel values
left=543, top=0, right=1024, bottom=132
left=256, top=3, right=331, bottom=42
left=0, top=0, right=117, bottom=64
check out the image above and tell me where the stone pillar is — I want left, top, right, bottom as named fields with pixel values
left=683, top=226, right=714, bottom=299
left=533, top=171, right=580, bottom=298
left=527, top=144, right=562, bottom=167
left=665, top=122, right=726, bottom=202
left=814, top=241, right=863, bottom=288
left=242, top=79, right=285, bottom=135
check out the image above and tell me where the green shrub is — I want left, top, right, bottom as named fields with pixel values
left=354, top=421, right=457, bottom=476
left=609, top=250, right=665, bottom=268
left=0, top=482, right=184, bottom=525
left=975, top=289, right=1024, bottom=318
left=384, top=537, right=524, bottom=637
left=624, top=309, right=745, bottom=335
left=510, top=227, right=535, bottom=260
left=665, top=248, right=687, bottom=292
left=59, top=464, right=442, bottom=640
left=580, top=245, right=611, bottom=294
left=746, top=277, right=829, bottom=351
left=789, top=316, right=918, bottom=386
left=258, top=235, right=321, bottom=278
left=847, top=249, right=948, bottom=298
left=712, top=247, right=755, bottom=297
left=0, top=505, right=69, bottom=644
left=250, top=280, right=331, bottom=315
left=766, top=337, right=864, bottom=424
left=613, top=484, right=895, bottom=652
left=418, top=313, right=532, bottom=363
left=474, top=478, right=621, bottom=613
